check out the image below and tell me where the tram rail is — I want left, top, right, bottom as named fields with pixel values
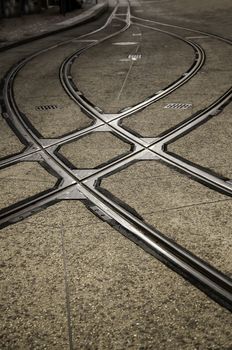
left=0, top=0, right=231, bottom=312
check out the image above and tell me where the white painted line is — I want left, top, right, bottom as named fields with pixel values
left=112, top=42, right=138, bottom=45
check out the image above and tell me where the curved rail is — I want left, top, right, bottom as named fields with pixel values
left=0, top=2, right=231, bottom=312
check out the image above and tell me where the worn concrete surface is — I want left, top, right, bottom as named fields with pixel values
left=0, top=116, right=24, bottom=159
left=0, top=162, right=56, bottom=210
left=0, top=208, right=69, bottom=350
left=59, top=132, right=131, bottom=168
left=1, top=202, right=232, bottom=350
left=169, top=103, right=232, bottom=179
left=0, top=0, right=232, bottom=349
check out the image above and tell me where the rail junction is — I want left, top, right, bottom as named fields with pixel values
left=0, top=0, right=232, bottom=348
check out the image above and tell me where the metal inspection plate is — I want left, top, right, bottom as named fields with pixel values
left=164, top=103, right=192, bottom=110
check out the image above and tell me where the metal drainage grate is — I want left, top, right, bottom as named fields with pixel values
left=164, top=103, right=192, bottom=110
left=35, top=105, right=63, bottom=111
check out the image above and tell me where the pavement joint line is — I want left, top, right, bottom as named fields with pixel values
left=116, top=43, right=140, bottom=100
left=60, top=225, right=74, bottom=350
left=140, top=198, right=232, bottom=216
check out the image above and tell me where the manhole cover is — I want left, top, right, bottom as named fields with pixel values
left=164, top=103, right=192, bottom=110
left=35, top=105, right=63, bottom=111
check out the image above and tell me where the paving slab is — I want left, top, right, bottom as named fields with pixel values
left=0, top=162, right=56, bottom=210
left=59, top=132, right=131, bottom=168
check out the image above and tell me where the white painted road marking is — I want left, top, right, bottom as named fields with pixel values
left=128, top=54, right=142, bottom=61
left=112, top=42, right=138, bottom=45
